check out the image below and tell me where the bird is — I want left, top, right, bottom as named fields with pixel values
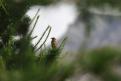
left=51, top=37, right=57, bottom=49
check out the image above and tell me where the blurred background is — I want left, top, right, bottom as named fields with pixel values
left=26, top=0, right=121, bottom=53
left=1, top=0, right=121, bottom=81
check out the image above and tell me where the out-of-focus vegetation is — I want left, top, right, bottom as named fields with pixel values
left=79, top=47, right=121, bottom=81
left=1, top=0, right=121, bottom=81
left=0, top=0, right=73, bottom=81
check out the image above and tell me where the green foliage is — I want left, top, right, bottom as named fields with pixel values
left=80, top=47, right=120, bottom=74
left=0, top=0, right=56, bottom=47
left=0, top=5, right=72, bottom=79
left=77, top=0, right=121, bottom=8
left=28, top=0, right=57, bottom=6
left=79, top=47, right=121, bottom=81
left=0, top=0, right=8, bottom=14
left=0, top=0, right=73, bottom=81
left=1, top=0, right=121, bottom=81
left=0, top=25, right=73, bottom=81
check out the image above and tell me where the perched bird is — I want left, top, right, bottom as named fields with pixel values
left=51, top=37, right=57, bottom=49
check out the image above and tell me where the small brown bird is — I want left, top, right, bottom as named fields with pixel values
left=51, top=37, right=57, bottom=49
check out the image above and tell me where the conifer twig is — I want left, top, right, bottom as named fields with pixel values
left=59, top=37, right=68, bottom=50
left=31, top=36, right=38, bottom=40
left=30, top=8, right=40, bottom=25
left=35, top=26, right=51, bottom=52
left=34, top=26, right=50, bottom=48
left=28, top=15, right=40, bottom=36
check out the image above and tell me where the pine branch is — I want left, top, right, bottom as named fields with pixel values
left=28, top=15, right=40, bottom=36
left=34, top=26, right=50, bottom=48
left=35, top=26, right=51, bottom=52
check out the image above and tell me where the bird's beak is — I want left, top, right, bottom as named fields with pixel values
left=51, top=37, right=54, bottom=39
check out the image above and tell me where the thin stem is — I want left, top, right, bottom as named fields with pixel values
left=31, top=36, right=38, bottom=40
left=30, top=8, right=40, bottom=25
left=59, top=37, right=68, bottom=49
left=35, top=26, right=51, bottom=52
left=34, top=26, right=50, bottom=48
left=28, top=16, right=40, bottom=36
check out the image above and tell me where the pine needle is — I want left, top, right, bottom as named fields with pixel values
left=34, top=26, right=50, bottom=48
left=28, top=15, right=40, bottom=36
left=35, top=26, right=51, bottom=52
